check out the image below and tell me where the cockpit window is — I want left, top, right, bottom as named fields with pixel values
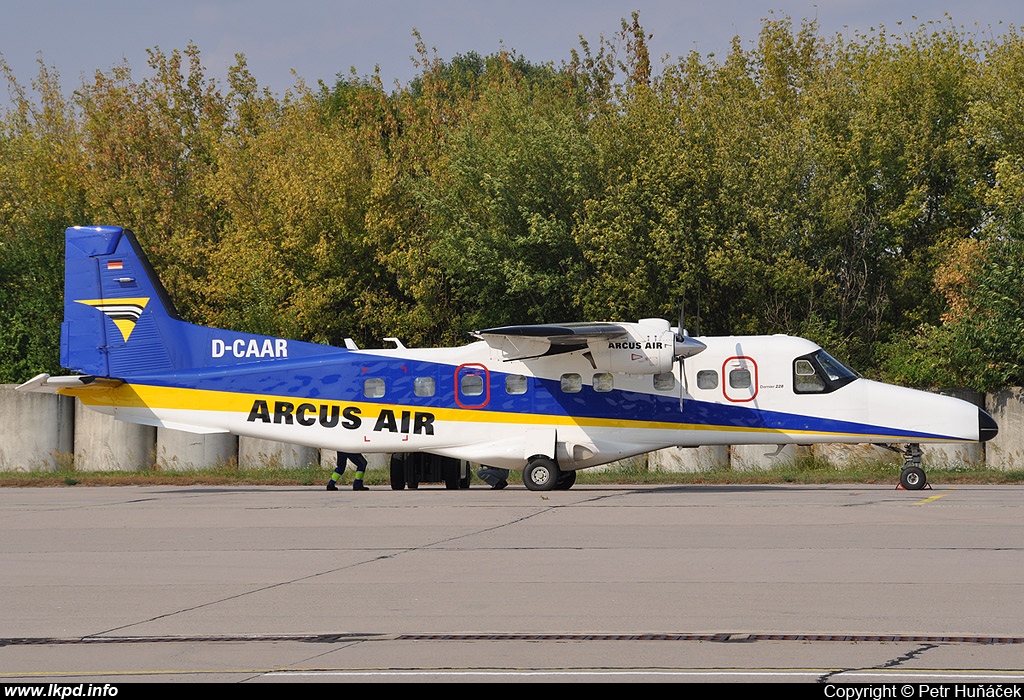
left=792, top=350, right=858, bottom=394
left=816, top=350, right=859, bottom=382
left=794, top=359, right=825, bottom=393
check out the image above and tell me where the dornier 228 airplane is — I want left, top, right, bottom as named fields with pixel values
left=18, top=226, right=998, bottom=491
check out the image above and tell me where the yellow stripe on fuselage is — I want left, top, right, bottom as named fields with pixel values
left=57, top=382, right=958, bottom=443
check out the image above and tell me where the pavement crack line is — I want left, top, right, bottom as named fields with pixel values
left=877, top=642, right=942, bottom=669
left=91, top=494, right=615, bottom=638
left=817, top=642, right=942, bottom=683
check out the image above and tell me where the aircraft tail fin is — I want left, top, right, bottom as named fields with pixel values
left=62, top=226, right=345, bottom=379
left=62, top=226, right=189, bottom=378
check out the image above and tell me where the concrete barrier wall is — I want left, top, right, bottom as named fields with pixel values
left=986, top=388, right=1024, bottom=470
left=649, top=445, right=729, bottom=472
left=730, top=444, right=810, bottom=471
left=238, top=437, right=319, bottom=469
left=73, top=402, right=156, bottom=471
left=1, top=387, right=1022, bottom=472
left=157, top=429, right=238, bottom=470
left=0, top=385, right=74, bottom=471
left=812, top=443, right=900, bottom=468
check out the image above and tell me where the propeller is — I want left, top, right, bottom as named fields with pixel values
left=673, top=302, right=706, bottom=410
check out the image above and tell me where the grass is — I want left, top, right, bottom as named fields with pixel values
left=1, top=455, right=1022, bottom=487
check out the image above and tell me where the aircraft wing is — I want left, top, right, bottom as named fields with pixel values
left=472, top=323, right=629, bottom=361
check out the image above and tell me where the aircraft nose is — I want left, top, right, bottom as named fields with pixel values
left=979, top=408, right=999, bottom=442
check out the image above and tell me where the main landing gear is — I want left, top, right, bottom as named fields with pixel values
left=897, top=443, right=929, bottom=491
left=522, top=456, right=577, bottom=491
left=389, top=453, right=471, bottom=490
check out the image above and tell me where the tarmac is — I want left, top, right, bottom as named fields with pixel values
left=1, top=482, right=1023, bottom=683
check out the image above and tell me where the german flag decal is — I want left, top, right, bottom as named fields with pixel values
left=76, top=298, right=149, bottom=342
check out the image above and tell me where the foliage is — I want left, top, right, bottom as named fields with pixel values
left=0, top=58, right=86, bottom=381
left=75, top=44, right=228, bottom=320
left=1, top=13, right=1024, bottom=388
left=883, top=236, right=1024, bottom=390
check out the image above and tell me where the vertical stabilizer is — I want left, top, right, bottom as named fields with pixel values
left=60, top=225, right=345, bottom=380
left=61, top=226, right=181, bottom=377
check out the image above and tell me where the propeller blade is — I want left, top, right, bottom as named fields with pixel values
left=673, top=300, right=703, bottom=411
left=679, top=356, right=685, bottom=411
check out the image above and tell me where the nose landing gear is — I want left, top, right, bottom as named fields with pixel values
left=897, top=443, right=929, bottom=491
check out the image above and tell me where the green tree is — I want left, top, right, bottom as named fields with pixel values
left=577, top=15, right=825, bottom=336
left=800, top=21, right=988, bottom=368
left=415, top=55, right=596, bottom=333
left=0, top=58, right=87, bottom=380
left=75, top=44, right=228, bottom=321
left=1, top=14, right=1022, bottom=388
left=203, top=63, right=389, bottom=344
left=883, top=235, right=1024, bottom=390
left=366, top=48, right=596, bottom=345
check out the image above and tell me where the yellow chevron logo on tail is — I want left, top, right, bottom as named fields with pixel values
left=76, top=298, right=150, bottom=342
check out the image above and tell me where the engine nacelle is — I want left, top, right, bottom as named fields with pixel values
left=588, top=319, right=678, bottom=375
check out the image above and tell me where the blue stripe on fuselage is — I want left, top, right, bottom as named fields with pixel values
left=125, top=352, right=955, bottom=441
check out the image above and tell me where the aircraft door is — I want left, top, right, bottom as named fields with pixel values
left=722, top=356, right=758, bottom=403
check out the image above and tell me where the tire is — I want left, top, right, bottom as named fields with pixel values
left=443, top=459, right=460, bottom=489
left=389, top=457, right=405, bottom=490
left=554, top=470, right=576, bottom=490
left=900, top=465, right=927, bottom=490
left=459, top=461, right=471, bottom=489
left=523, top=457, right=559, bottom=491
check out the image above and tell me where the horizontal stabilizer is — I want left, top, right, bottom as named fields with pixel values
left=16, top=373, right=123, bottom=394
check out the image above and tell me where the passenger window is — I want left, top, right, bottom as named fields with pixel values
left=729, top=368, right=751, bottom=389
left=593, top=372, right=614, bottom=393
left=794, top=359, right=825, bottom=393
left=560, top=373, right=582, bottom=393
left=696, top=370, right=718, bottom=390
left=505, top=374, right=528, bottom=395
left=461, top=373, right=484, bottom=396
left=414, top=376, right=435, bottom=397
left=363, top=377, right=385, bottom=398
left=653, top=372, right=675, bottom=391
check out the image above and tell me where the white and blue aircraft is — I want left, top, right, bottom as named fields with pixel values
left=18, top=226, right=998, bottom=490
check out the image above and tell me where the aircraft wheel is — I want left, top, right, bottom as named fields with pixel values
left=389, top=457, right=405, bottom=490
left=443, top=459, right=460, bottom=489
left=523, top=457, right=559, bottom=491
left=900, top=465, right=927, bottom=490
left=554, top=470, right=576, bottom=490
